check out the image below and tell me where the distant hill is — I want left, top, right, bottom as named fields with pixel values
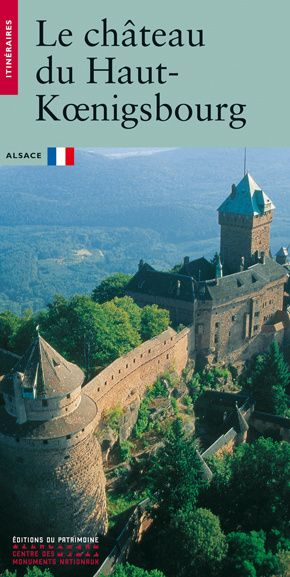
left=0, top=147, right=289, bottom=314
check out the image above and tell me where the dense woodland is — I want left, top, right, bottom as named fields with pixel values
left=0, top=274, right=169, bottom=378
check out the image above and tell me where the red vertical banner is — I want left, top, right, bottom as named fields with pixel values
left=0, top=0, right=18, bottom=95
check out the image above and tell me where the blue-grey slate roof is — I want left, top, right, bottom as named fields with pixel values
left=126, top=263, right=196, bottom=302
left=203, top=257, right=286, bottom=303
left=218, top=173, right=275, bottom=216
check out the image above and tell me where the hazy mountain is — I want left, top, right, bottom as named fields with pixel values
left=0, top=148, right=289, bottom=314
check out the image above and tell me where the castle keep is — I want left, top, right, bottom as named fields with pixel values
left=127, top=173, right=289, bottom=364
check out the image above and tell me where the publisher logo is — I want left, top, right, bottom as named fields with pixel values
left=0, top=0, right=18, bottom=95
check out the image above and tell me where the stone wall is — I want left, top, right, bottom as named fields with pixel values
left=250, top=411, right=290, bottom=442
left=0, top=428, right=107, bottom=540
left=85, top=327, right=191, bottom=418
left=198, top=277, right=285, bottom=365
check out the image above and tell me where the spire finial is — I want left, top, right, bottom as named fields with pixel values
left=244, top=147, right=247, bottom=176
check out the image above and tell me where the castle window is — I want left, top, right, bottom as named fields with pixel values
left=66, top=434, right=71, bottom=440
left=148, top=348, right=151, bottom=354
left=254, top=311, right=260, bottom=317
left=140, top=353, right=143, bottom=358
left=166, top=354, right=169, bottom=359
left=66, top=394, right=71, bottom=399
left=133, top=359, right=136, bottom=363
left=119, top=369, right=121, bottom=373
left=42, top=399, right=48, bottom=407
left=164, top=340, right=166, bottom=345
left=104, top=381, right=107, bottom=385
left=254, top=324, right=259, bottom=331
left=126, top=364, right=128, bottom=369
left=215, top=322, right=220, bottom=328
left=214, top=334, right=219, bottom=343
left=97, top=387, right=100, bottom=392
left=111, top=375, right=114, bottom=380
left=232, top=315, right=237, bottom=321
left=197, top=324, right=204, bottom=335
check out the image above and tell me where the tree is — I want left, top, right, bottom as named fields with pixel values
left=41, top=294, right=141, bottom=374
left=173, top=507, right=227, bottom=577
left=11, top=311, right=46, bottom=354
left=0, top=311, right=22, bottom=350
left=246, top=340, right=289, bottom=416
left=0, top=569, right=54, bottom=577
left=103, top=564, right=165, bottom=577
left=225, top=530, right=281, bottom=577
left=112, top=296, right=141, bottom=333
left=92, top=273, right=132, bottom=304
left=204, top=438, right=290, bottom=538
left=140, top=305, right=169, bottom=341
left=147, top=419, right=208, bottom=525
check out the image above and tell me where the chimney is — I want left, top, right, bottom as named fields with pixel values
left=183, top=256, right=190, bottom=266
left=260, top=251, right=265, bottom=264
left=255, top=250, right=260, bottom=264
left=138, top=259, right=144, bottom=271
left=231, top=184, right=236, bottom=198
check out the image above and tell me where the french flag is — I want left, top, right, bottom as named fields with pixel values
left=47, top=147, right=74, bottom=166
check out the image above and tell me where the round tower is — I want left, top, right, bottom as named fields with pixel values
left=0, top=334, right=107, bottom=540
left=218, top=173, right=275, bottom=274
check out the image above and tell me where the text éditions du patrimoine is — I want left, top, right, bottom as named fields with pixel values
left=35, top=18, right=247, bottom=130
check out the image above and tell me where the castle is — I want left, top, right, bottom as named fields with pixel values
left=0, top=172, right=289, bottom=544
left=127, top=173, right=290, bottom=365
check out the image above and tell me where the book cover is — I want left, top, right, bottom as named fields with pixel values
left=0, top=2, right=289, bottom=577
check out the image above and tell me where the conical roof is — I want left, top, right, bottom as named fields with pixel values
left=276, top=246, right=288, bottom=257
left=4, top=335, right=84, bottom=399
left=196, top=450, right=213, bottom=482
left=228, top=403, right=249, bottom=435
left=218, top=173, right=275, bottom=216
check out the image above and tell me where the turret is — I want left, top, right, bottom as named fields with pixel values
left=0, top=334, right=107, bottom=540
left=276, top=246, right=289, bottom=265
left=228, top=402, right=249, bottom=444
left=196, top=450, right=213, bottom=482
left=215, top=254, right=223, bottom=279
